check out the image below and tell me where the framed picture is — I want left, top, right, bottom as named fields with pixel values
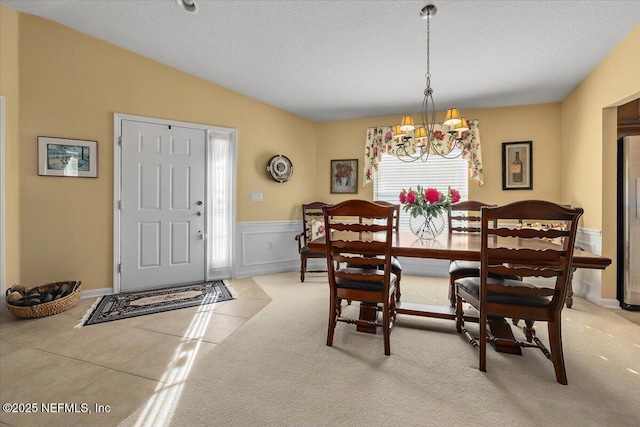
left=330, top=159, right=358, bottom=194
left=38, top=136, right=98, bottom=178
left=502, top=141, right=532, bottom=190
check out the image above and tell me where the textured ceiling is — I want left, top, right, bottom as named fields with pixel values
left=2, top=0, right=640, bottom=122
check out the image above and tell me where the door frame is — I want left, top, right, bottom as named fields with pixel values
left=0, top=96, right=5, bottom=311
left=113, top=113, right=237, bottom=293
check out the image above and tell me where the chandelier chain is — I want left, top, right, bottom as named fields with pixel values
left=426, top=11, right=431, bottom=82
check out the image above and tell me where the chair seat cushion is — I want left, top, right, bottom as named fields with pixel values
left=449, top=260, right=520, bottom=280
left=346, top=257, right=402, bottom=273
left=390, top=256, right=402, bottom=272
left=335, top=268, right=397, bottom=292
left=455, top=277, right=551, bottom=308
left=300, top=245, right=325, bottom=256
left=449, top=260, right=481, bottom=276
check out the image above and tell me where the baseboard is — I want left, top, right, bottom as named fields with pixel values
left=81, top=287, right=113, bottom=299
left=601, top=298, right=621, bottom=309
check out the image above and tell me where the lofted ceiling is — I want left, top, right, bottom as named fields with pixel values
left=2, top=0, right=640, bottom=122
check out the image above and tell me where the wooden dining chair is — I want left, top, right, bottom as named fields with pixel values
left=295, top=202, right=330, bottom=282
left=370, top=201, right=403, bottom=301
left=323, top=200, right=397, bottom=355
left=455, top=200, right=583, bottom=384
left=446, top=201, right=497, bottom=307
left=514, top=206, right=582, bottom=309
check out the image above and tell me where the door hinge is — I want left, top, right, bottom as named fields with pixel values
left=118, top=136, right=122, bottom=145
left=118, top=200, right=122, bottom=210
left=117, top=263, right=122, bottom=273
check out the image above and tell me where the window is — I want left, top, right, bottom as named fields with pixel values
left=373, top=150, right=469, bottom=231
left=208, top=133, right=234, bottom=278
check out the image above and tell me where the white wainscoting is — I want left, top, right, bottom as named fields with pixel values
left=234, top=221, right=303, bottom=278
left=573, top=227, right=613, bottom=307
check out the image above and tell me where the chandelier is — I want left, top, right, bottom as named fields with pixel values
left=394, top=4, right=469, bottom=162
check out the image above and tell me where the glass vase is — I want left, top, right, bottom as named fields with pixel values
left=409, top=213, right=445, bottom=240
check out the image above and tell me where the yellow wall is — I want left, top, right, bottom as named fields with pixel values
left=13, top=12, right=316, bottom=291
left=561, top=24, right=640, bottom=299
left=0, top=5, right=21, bottom=287
left=316, top=103, right=563, bottom=206
left=4, top=6, right=639, bottom=303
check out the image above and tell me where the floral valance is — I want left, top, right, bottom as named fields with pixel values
left=362, top=120, right=484, bottom=186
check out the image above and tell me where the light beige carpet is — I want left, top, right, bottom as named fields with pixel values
left=121, top=273, right=640, bottom=427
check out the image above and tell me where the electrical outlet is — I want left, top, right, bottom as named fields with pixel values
left=250, top=192, right=263, bottom=202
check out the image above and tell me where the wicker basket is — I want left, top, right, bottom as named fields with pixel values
left=6, top=281, right=82, bottom=319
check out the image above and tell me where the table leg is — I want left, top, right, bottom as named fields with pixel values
left=357, top=302, right=378, bottom=334
left=566, top=268, right=576, bottom=308
left=487, top=316, right=522, bottom=355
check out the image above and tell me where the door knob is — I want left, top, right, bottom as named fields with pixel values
left=196, top=211, right=202, bottom=216
left=197, top=201, right=203, bottom=206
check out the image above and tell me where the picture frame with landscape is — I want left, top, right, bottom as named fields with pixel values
left=330, top=159, right=358, bottom=194
left=502, top=141, right=532, bottom=190
left=38, top=136, right=98, bottom=178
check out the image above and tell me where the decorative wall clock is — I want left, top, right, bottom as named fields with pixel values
left=267, top=154, right=293, bottom=183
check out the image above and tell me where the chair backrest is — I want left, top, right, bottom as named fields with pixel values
left=371, top=200, right=400, bottom=232
left=515, top=204, right=572, bottom=245
left=302, top=202, right=330, bottom=244
left=323, top=200, right=395, bottom=289
left=480, top=200, right=583, bottom=313
left=448, top=200, right=496, bottom=234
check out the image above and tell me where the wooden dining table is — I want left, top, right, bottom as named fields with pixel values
left=309, top=230, right=612, bottom=354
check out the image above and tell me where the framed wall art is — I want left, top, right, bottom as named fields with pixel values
left=330, top=159, right=358, bottom=194
left=38, top=136, right=98, bottom=178
left=502, top=141, right=532, bottom=190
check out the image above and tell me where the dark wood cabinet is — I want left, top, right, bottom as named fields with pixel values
left=618, top=98, right=640, bottom=136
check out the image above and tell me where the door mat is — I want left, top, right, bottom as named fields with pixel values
left=81, top=281, right=233, bottom=326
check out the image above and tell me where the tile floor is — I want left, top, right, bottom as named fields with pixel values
left=0, top=278, right=271, bottom=427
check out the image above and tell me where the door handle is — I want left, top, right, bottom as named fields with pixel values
left=196, top=211, right=202, bottom=216
left=198, top=230, right=205, bottom=240
left=197, top=200, right=203, bottom=206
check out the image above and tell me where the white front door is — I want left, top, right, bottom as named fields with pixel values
left=120, top=120, right=206, bottom=291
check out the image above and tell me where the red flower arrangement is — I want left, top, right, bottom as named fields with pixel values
left=399, top=186, right=460, bottom=218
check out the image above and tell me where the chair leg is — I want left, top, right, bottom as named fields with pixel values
left=300, top=257, right=307, bottom=282
left=326, top=291, right=338, bottom=347
left=395, top=271, right=402, bottom=302
left=390, top=291, right=397, bottom=324
left=455, top=290, right=463, bottom=333
left=566, top=268, right=576, bottom=309
left=548, top=318, right=568, bottom=385
left=448, top=274, right=457, bottom=307
left=479, top=312, right=487, bottom=372
left=382, top=301, right=391, bottom=356
left=524, top=320, right=535, bottom=343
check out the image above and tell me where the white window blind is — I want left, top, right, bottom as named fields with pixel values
left=373, top=150, right=469, bottom=231
left=208, top=134, right=232, bottom=271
